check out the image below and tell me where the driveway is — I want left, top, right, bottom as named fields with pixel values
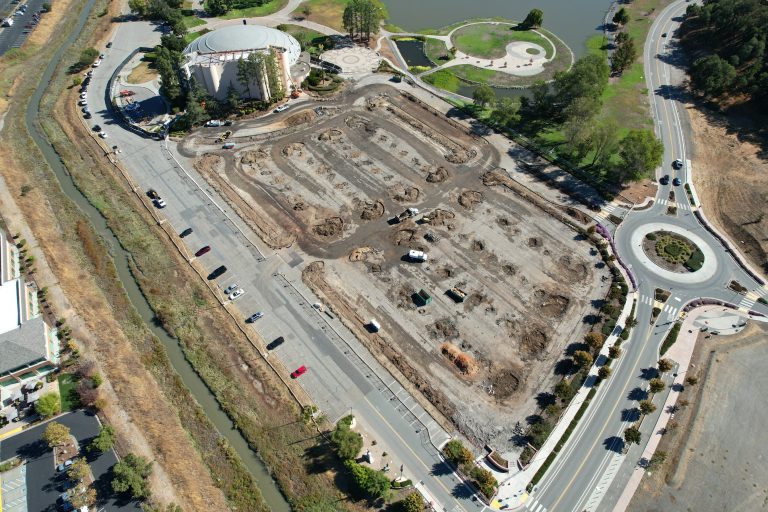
left=0, top=411, right=139, bottom=512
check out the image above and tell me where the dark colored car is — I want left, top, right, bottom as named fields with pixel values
left=106, top=41, right=112, bottom=48
left=266, top=336, right=285, bottom=350
left=195, top=246, right=211, bottom=257
left=207, top=265, right=227, bottom=280
left=83, top=112, right=92, bottom=119
left=92, top=124, right=101, bottom=132
left=659, top=174, right=669, bottom=185
left=180, top=227, right=193, bottom=238
left=672, top=177, right=682, bottom=186
left=672, top=159, right=683, bottom=169
left=290, top=365, right=307, bottom=378
left=146, top=188, right=159, bottom=199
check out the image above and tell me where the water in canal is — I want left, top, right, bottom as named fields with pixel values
left=24, top=1, right=290, bottom=510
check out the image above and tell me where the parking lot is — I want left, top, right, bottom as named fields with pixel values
left=0, top=0, right=45, bottom=55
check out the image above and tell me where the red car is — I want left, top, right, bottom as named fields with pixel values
left=290, top=365, right=307, bottom=379
left=195, top=246, right=211, bottom=257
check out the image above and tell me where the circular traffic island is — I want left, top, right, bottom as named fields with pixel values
left=643, top=231, right=705, bottom=273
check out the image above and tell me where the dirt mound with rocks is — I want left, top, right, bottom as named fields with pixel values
left=313, top=217, right=343, bottom=237
left=359, top=200, right=385, bottom=220
left=285, top=110, right=316, bottom=127
left=390, top=183, right=420, bottom=202
left=422, top=209, right=455, bottom=227
left=282, top=143, right=305, bottom=157
left=430, top=318, right=459, bottom=339
left=458, top=190, right=483, bottom=209
left=239, top=149, right=269, bottom=166
left=558, top=255, right=589, bottom=284
left=527, top=237, right=543, bottom=248
left=349, top=246, right=374, bottom=262
left=520, top=326, right=550, bottom=360
left=393, top=228, right=415, bottom=245
left=426, top=166, right=450, bottom=183
left=489, top=367, right=521, bottom=400
left=194, top=153, right=225, bottom=175
left=534, top=289, right=570, bottom=318
left=318, top=128, right=343, bottom=142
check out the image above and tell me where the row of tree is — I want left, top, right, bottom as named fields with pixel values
left=682, top=0, right=768, bottom=104
left=342, top=0, right=387, bottom=42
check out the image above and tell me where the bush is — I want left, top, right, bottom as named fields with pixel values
left=42, top=2, right=51, bottom=11
left=443, top=439, right=473, bottom=465
left=35, top=392, right=61, bottom=418
left=344, top=460, right=390, bottom=499
left=645, top=233, right=657, bottom=241
left=70, top=48, right=100, bottom=73
left=112, top=454, right=152, bottom=498
left=554, top=379, right=575, bottom=401
left=395, top=491, right=423, bottom=512
left=469, top=466, right=497, bottom=499
left=528, top=418, right=553, bottom=448
left=660, top=322, right=681, bottom=355
left=331, top=416, right=363, bottom=460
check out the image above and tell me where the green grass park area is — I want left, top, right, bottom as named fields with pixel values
left=424, top=37, right=453, bottom=65
left=216, top=0, right=287, bottom=19
left=58, top=373, right=80, bottom=411
left=183, top=28, right=211, bottom=45
left=277, top=24, right=329, bottom=53
left=451, top=22, right=554, bottom=59
left=423, top=69, right=462, bottom=93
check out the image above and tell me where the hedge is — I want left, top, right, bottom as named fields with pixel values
left=660, top=321, right=681, bottom=355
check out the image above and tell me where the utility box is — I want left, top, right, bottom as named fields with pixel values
left=414, top=289, right=432, bottom=306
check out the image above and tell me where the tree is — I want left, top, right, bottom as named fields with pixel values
left=331, top=424, right=363, bottom=460
left=598, top=366, right=612, bottom=380
left=611, top=35, right=638, bottom=73
left=470, top=465, right=497, bottom=498
left=613, top=7, right=629, bottom=26
left=128, top=0, right=148, bottom=16
left=624, top=426, right=641, bottom=445
left=43, top=422, right=70, bottom=448
left=205, top=0, right=228, bottom=16
left=647, top=450, right=667, bottom=470
left=398, top=491, right=424, bottom=512
left=639, top=399, right=657, bottom=415
left=690, top=55, right=736, bottom=97
left=155, top=47, right=181, bottom=101
left=489, top=97, right=520, bottom=127
left=554, top=54, right=610, bottom=112
left=36, top=392, right=61, bottom=418
left=185, top=83, right=208, bottom=126
left=657, top=358, right=674, bottom=373
left=584, top=332, right=606, bottom=351
left=89, top=425, right=116, bottom=453
left=237, top=52, right=263, bottom=98
left=528, top=418, right=553, bottom=447
left=573, top=350, right=594, bottom=369
left=345, top=460, right=390, bottom=499
left=685, top=375, right=699, bottom=386
left=69, top=485, right=96, bottom=509
left=472, top=84, right=495, bottom=107
left=649, top=378, right=666, bottom=394
left=112, top=454, right=153, bottom=498
left=522, top=8, right=543, bottom=28
left=443, top=439, right=473, bottom=465
left=616, top=129, right=663, bottom=183
left=608, top=346, right=622, bottom=359
left=555, top=379, right=576, bottom=401
left=68, top=458, right=90, bottom=482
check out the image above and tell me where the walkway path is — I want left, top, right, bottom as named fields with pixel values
left=199, top=0, right=341, bottom=36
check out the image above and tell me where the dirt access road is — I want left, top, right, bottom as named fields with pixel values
left=182, top=85, right=610, bottom=454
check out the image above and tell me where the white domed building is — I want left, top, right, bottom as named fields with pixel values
left=182, top=24, right=302, bottom=102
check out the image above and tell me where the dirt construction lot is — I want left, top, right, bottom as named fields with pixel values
left=181, top=85, right=610, bottom=452
left=629, top=322, right=768, bottom=512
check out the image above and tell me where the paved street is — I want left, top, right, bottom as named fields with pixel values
left=0, top=411, right=138, bottom=512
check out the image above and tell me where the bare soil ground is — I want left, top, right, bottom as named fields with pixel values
left=126, top=61, right=158, bottom=85
left=629, top=322, right=768, bottom=512
left=183, top=86, right=611, bottom=454
left=688, top=106, right=768, bottom=274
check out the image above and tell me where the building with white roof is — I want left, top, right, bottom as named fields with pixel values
left=182, top=24, right=303, bottom=102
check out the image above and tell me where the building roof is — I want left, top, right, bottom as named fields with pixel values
left=0, top=317, right=47, bottom=375
left=0, top=279, right=21, bottom=336
left=183, top=24, right=301, bottom=65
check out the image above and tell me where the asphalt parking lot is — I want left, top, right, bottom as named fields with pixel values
left=0, top=411, right=139, bottom=512
left=0, top=0, right=46, bottom=56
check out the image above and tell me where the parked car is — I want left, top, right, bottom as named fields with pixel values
left=180, top=227, right=193, bottom=238
left=662, top=32, right=667, bottom=37
left=222, top=142, right=235, bottom=149
left=207, top=265, right=227, bottom=280
left=228, top=288, right=244, bottom=300
left=673, top=177, right=682, bottom=186
left=92, top=60, right=100, bottom=67
left=146, top=188, right=159, bottom=199
left=153, top=197, right=166, bottom=208
left=78, top=99, right=87, bottom=106
left=98, top=131, right=107, bottom=138
left=92, top=124, right=101, bottom=132
left=83, top=112, right=92, bottom=119
left=290, top=365, right=307, bottom=378
left=274, top=104, right=290, bottom=113
left=79, top=92, right=87, bottom=99
left=195, top=246, right=211, bottom=257
left=224, top=283, right=239, bottom=294
left=246, top=312, right=264, bottom=323
left=106, top=41, right=112, bottom=48
left=672, top=159, right=683, bottom=169
left=56, top=459, right=74, bottom=473
left=659, top=174, right=669, bottom=185
left=205, top=119, right=222, bottom=127
left=266, top=336, right=285, bottom=350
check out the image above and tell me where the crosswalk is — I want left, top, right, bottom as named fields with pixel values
left=640, top=295, right=680, bottom=319
left=656, top=197, right=691, bottom=211
left=524, top=498, right=548, bottom=512
left=596, top=202, right=628, bottom=224
left=738, top=288, right=767, bottom=312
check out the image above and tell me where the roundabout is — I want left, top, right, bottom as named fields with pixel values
left=628, top=222, right=719, bottom=284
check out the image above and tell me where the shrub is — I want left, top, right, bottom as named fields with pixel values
left=554, top=379, right=575, bottom=401
left=89, top=425, right=116, bottom=453
left=597, top=366, right=612, bottom=380
left=42, top=2, right=51, bottom=11
left=584, top=332, right=606, bottom=351
left=528, top=418, right=553, bottom=448
left=645, top=233, right=657, bottom=241
left=608, top=346, right=622, bottom=359
left=71, top=48, right=100, bottom=73
left=649, top=378, right=666, bottom=394
left=397, top=491, right=424, bottom=511
left=331, top=416, right=363, bottom=460
left=443, top=439, right=473, bottom=465
left=469, top=466, right=497, bottom=498
left=112, top=454, right=152, bottom=498
left=35, top=392, right=61, bottom=418
left=344, top=460, right=390, bottom=499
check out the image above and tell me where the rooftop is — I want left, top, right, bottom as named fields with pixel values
left=0, top=316, right=47, bottom=376
left=183, top=24, right=301, bottom=65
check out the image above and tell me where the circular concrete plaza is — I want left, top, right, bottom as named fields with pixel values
left=629, top=222, right=718, bottom=284
left=320, top=47, right=380, bottom=74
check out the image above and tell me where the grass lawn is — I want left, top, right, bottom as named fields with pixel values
left=126, top=61, right=158, bottom=84
left=218, top=0, right=287, bottom=19
left=423, top=69, right=461, bottom=93
left=182, top=15, right=205, bottom=30
left=58, top=373, right=80, bottom=412
left=424, top=37, right=452, bottom=65
left=451, top=23, right=553, bottom=59
left=295, top=0, right=348, bottom=32
left=184, top=28, right=211, bottom=45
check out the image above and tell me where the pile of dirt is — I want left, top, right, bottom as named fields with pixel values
left=285, top=110, right=316, bottom=127
left=520, top=326, right=550, bottom=360
left=496, top=216, right=516, bottom=229
left=292, top=201, right=306, bottom=211
left=562, top=206, right=591, bottom=225
left=501, top=263, right=518, bottom=276
left=464, top=292, right=489, bottom=312
left=317, top=128, right=343, bottom=142
left=393, top=228, right=415, bottom=245
left=558, top=255, right=589, bottom=284
left=425, top=166, right=450, bottom=183
left=534, top=289, right=570, bottom=318
left=392, top=284, right=417, bottom=309
left=489, top=367, right=521, bottom=400
left=312, top=217, right=343, bottom=237
left=422, top=209, right=455, bottom=226
left=430, top=318, right=459, bottom=339
left=194, top=153, right=225, bottom=175
left=239, top=149, right=269, bottom=166
left=345, top=116, right=376, bottom=133
left=527, top=237, right=543, bottom=248
left=458, top=190, right=483, bottom=209
left=366, top=95, right=388, bottom=110
left=440, top=342, right=479, bottom=376
left=472, top=239, right=485, bottom=252
left=349, top=246, right=374, bottom=262
left=281, top=142, right=305, bottom=157
left=357, top=199, right=385, bottom=220
left=389, top=183, right=420, bottom=202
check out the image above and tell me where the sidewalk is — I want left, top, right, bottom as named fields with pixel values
left=482, top=288, right=637, bottom=510
left=609, top=305, right=754, bottom=511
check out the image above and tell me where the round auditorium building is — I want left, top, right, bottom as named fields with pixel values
left=182, top=24, right=302, bottom=102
